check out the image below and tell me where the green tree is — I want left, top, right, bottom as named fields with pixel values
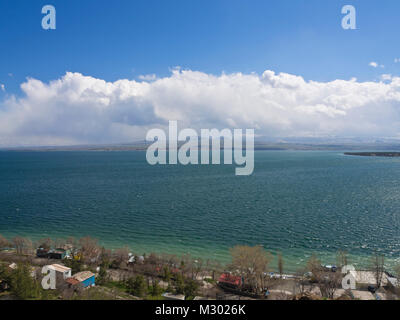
left=174, top=273, right=185, bottom=295
left=127, top=275, right=147, bottom=297
left=0, top=264, right=12, bottom=289
left=184, top=279, right=199, bottom=299
left=63, top=259, right=83, bottom=274
left=166, top=281, right=174, bottom=293
left=162, top=266, right=172, bottom=282
left=10, top=263, right=41, bottom=299
left=150, top=280, right=163, bottom=297
left=96, top=266, right=109, bottom=286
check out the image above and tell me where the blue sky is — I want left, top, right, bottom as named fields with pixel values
left=1, top=1, right=400, bottom=146
left=1, top=0, right=400, bottom=94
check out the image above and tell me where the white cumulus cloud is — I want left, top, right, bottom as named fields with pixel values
left=1, top=70, right=400, bottom=146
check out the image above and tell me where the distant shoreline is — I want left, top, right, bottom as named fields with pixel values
left=344, top=152, right=400, bottom=157
left=3, top=146, right=400, bottom=152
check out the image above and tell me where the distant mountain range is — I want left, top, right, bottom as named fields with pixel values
left=2, top=137, right=400, bottom=152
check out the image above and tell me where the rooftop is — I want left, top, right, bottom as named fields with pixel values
left=349, top=270, right=388, bottom=286
left=218, top=273, right=241, bottom=286
left=73, top=271, right=95, bottom=282
left=49, top=264, right=71, bottom=273
left=65, top=278, right=80, bottom=286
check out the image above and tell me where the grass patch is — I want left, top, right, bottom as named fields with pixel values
left=102, top=281, right=128, bottom=292
left=146, top=295, right=165, bottom=300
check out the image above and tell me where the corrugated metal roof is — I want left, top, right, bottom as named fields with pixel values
left=49, top=264, right=71, bottom=273
left=73, top=271, right=95, bottom=282
left=65, top=278, right=80, bottom=285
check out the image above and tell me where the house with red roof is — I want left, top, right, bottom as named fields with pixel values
left=218, top=273, right=242, bottom=289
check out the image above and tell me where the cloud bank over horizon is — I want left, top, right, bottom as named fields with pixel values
left=1, top=69, right=400, bottom=146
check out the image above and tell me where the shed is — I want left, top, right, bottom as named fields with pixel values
left=73, top=271, right=95, bottom=288
left=48, top=248, right=68, bottom=260
left=48, top=264, right=72, bottom=279
left=349, top=270, right=388, bottom=289
left=65, top=277, right=80, bottom=287
left=8, top=263, right=17, bottom=270
left=36, top=248, right=50, bottom=258
left=218, top=273, right=242, bottom=289
left=386, top=277, right=399, bottom=291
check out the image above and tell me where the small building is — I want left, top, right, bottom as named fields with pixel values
left=48, top=264, right=72, bottom=279
left=8, top=263, right=17, bottom=270
left=36, top=248, right=50, bottom=258
left=128, top=255, right=135, bottom=264
left=218, top=273, right=242, bottom=289
left=349, top=270, right=388, bottom=289
left=65, top=277, right=80, bottom=287
left=48, top=248, right=68, bottom=260
left=385, top=276, right=399, bottom=292
left=162, top=292, right=185, bottom=300
left=72, top=271, right=95, bottom=288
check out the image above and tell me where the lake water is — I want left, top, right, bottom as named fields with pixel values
left=1, top=150, right=400, bottom=272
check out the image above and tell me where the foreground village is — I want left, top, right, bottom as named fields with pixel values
left=0, top=234, right=399, bottom=300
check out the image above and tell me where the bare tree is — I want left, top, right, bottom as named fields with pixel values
left=370, top=252, right=385, bottom=289
left=191, top=258, right=204, bottom=280
left=113, top=247, right=130, bottom=268
left=319, top=272, right=342, bottom=299
left=12, top=237, right=33, bottom=255
left=0, top=234, right=10, bottom=249
left=277, top=252, right=284, bottom=278
left=230, top=245, right=272, bottom=294
left=66, top=236, right=79, bottom=250
left=53, top=238, right=69, bottom=249
left=205, top=259, right=222, bottom=281
left=178, top=253, right=193, bottom=277
left=79, top=236, right=101, bottom=264
left=37, top=237, right=52, bottom=250
left=99, top=247, right=112, bottom=266
left=295, top=267, right=312, bottom=296
left=336, top=250, right=348, bottom=269
left=307, top=254, right=341, bottom=299
left=147, top=252, right=160, bottom=265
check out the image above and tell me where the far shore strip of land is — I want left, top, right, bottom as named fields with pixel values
left=344, top=152, right=400, bottom=157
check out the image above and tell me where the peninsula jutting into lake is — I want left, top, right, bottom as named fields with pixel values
left=344, top=152, right=400, bottom=157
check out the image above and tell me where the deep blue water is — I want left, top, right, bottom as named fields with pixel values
left=1, top=150, right=400, bottom=272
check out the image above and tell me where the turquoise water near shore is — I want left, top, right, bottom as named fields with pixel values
left=1, top=150, right=400, bottom=272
